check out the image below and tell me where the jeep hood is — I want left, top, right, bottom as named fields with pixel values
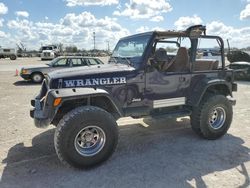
left=48, top=63, right=135, bottom=79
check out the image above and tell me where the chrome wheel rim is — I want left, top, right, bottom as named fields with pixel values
left=208, top=107, right=226, bottom=130
left=33, top=74, right=42, bottom=82
left=74, top=126, right=106, bottom=157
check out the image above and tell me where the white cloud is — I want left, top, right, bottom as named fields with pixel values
left=150, top=16, right=164, bottom=22
left=240, top=4, right=250, bottom=20
left=66, top=0, right=118, bottom=6
left=174, top=15, right=203, bottom=30
left=136, top=26, right=150, bottom=33
left=0, top=18, right=4, bottom=27
left=136, top=26, right=165, bottom=33
left=207, top=21, right=233, bottom=36
left=15, top=11, right=29, bottom=18
left=6, top=12, right=130, bottom=50
left=0, top=2, right=8, bottom=15
left=207, top=21, right=250, bottom=48
left=113, top=0, right=172, bottom=21
left=0, top=29, right=10, bottom=47
left=0, top=30, right=7, bottom=38
left=60, top=12, right=125, bottom=32
left=0, top=30, right=15, bottom=48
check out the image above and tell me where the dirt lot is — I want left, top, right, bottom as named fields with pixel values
left=0, top=58, right=249, bottom=188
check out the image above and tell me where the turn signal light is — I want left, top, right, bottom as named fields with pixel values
left=53, top=98, right=62, bottom=107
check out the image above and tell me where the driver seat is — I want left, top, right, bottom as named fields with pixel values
left=154, top=48, right=169, bottom=70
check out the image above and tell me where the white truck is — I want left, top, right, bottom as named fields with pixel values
left=0, top=47, right=17, bottom=60
left=41, top=45, right=59, bottom=61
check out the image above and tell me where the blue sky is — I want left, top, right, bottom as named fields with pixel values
left=0, top=0, right=250, bottom=50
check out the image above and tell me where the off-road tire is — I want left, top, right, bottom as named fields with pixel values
left=10, top=55, right=17, bottom=60
left=190, top=95, right=233, bottom=140
left=31, top=73, right=43, bottom=83
left=190, top=108, right=203, bottom=137
left=54, top=106, right=118, bottom=169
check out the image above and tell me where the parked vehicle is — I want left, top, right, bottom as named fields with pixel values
left=20, top=56, right=104, bottom=83
left=41, top=45, right=59, bottom=60
left=30, top=25, right=237, bottom=168
left=227, top=61, right=250, bottom=80
left=226, top=39, right=250, bottom=63
left=0, top=47, right=17, bottom=60
left=197, top=50, right=222, bottom=63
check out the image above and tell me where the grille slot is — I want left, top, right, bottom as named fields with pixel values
left=39, top=80, right=48, bottom=99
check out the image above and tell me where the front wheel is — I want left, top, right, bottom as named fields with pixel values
left=54, top=106, right=118, bottom=168
left=31, top=73, right=43, bottom=83
left=191, top=95, right=233, bottom=140
left=10, top=55, right=17, bottom=60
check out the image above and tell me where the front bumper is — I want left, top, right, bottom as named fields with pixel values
left=232, top=82, right=237, bottom=92
left=20, top=73, right=30, bottom=80
left=30, top=80, right=57, bottom=128
left=30, top=98, right=51, bottom=128
left=228, top=82, right=237, bottom=106
left=227, top=96, right=236, bottom=106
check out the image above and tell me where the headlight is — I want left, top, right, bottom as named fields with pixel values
left=22, top=69, right=28, bottom=74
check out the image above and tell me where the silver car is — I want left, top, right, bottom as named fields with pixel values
left=20, top=56, right=104, bottom=83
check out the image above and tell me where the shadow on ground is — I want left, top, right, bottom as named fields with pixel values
left=1, top=118, right=250, bottom=188
left=13, top=80, right=41, bottom=86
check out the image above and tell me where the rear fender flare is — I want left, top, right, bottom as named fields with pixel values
left=189, top=79, right=232, bottom=107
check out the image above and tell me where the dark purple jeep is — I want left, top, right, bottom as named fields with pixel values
left=30, top=25, right=237, bottom=168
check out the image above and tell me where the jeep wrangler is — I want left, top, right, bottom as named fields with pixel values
left=30, top=25, right=237, bottom=168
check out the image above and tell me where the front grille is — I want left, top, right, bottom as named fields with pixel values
left=37, top=80, right=48, bottom=109
left=39, top=80, right=48, bottom=99
left=43, top=52, right=50, bottom=57
left=45, top=76, right=49, bottom=87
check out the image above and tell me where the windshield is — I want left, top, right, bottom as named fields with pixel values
left=48, top=57, right=59, bottom=66
left=42, top=46, right=53, bottom=50
left=112, top=35, right=151, bottom=59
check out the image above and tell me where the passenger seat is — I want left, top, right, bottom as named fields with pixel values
left=167, top=47, right=189, bottom=72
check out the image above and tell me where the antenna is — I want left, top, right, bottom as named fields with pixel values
left=93, top=32, right=96, bottom=51
left=107, top=40, right=110, bottom=52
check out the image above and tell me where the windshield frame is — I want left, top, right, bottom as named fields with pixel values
left=111, top=33, right=153, bottom=63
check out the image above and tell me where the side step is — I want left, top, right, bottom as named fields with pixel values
left=149, top=110, right=191, bottom=119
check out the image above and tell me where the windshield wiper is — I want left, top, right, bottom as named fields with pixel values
left=122, top=57, right=133, bottom=66
left=111, top=56, right=133, bottom=67
left=108, top=57, right=118, bottom=64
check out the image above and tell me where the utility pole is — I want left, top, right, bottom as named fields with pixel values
left=106, top=40, right=110, bottom=52
left=93, top=32, right=96, bottom=52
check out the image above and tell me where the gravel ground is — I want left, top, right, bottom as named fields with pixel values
left=0, top=58, right=249, bottom=188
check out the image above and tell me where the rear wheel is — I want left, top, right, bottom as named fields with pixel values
left=190, top=95, right=233, bottom=139
left=31, top=73, right=43, bottom=83
left=54, top=106, right=118, bottom=168
left=10, top=55, right=17, bottom=60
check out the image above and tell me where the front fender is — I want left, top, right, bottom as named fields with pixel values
left=49, top=87, right=123, bottom=117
